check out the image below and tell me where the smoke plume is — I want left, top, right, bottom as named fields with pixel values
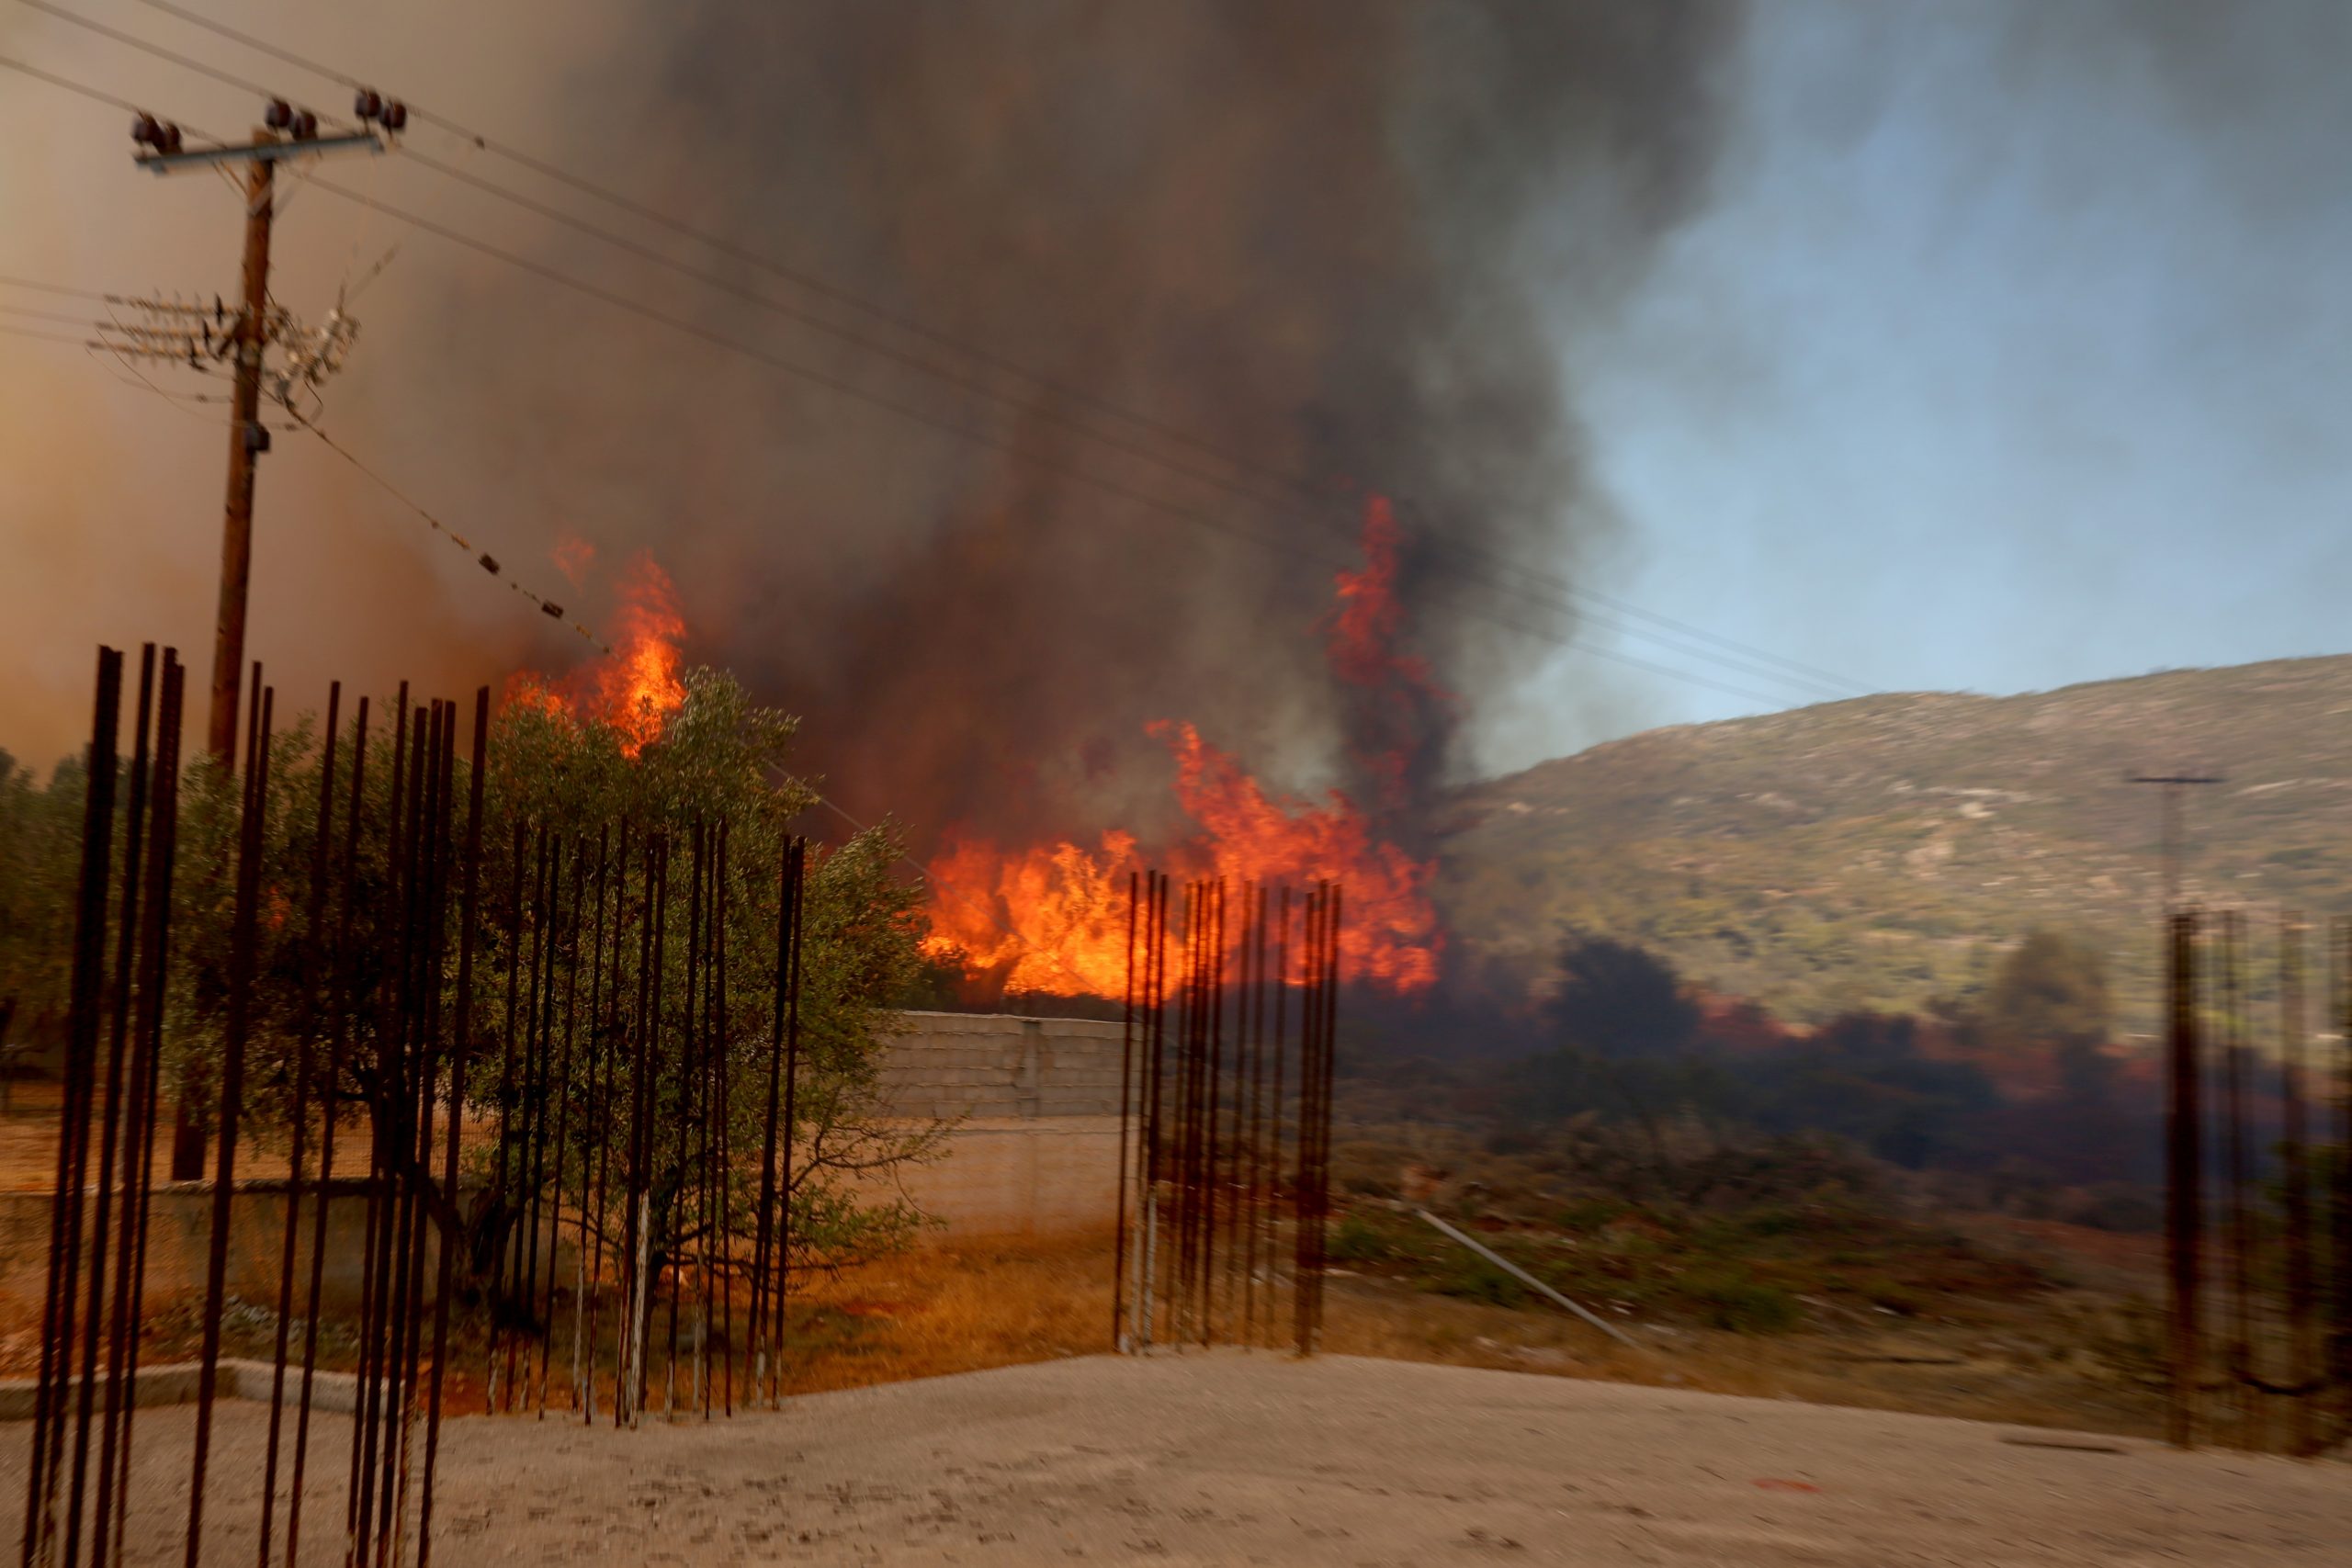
left=0, top=1, right=1743, bottom=861
left=435, top=0, right=1744, bottom=851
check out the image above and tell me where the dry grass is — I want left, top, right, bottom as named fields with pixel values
left=754, top=1228, right=2177, bottom=1443
left=0, top=1224, right=2201, bottom=1447
left=773, top=1232, right=1120, bottom=1395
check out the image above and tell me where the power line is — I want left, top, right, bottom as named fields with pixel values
left=14, top=0, right=346, bottom=126
left=0, top=273, right=110, bottom=302
left=325, top=186, right=1851, bottom=712
left=103, top=0, right=1873, bottom=704
left=0, top=49, right=149, bottom=115
left=0, top=320, right=96, bottom=346
left=285, top=408, right=613, bottom=655
left=294, top=179, right=1832, bottom=711
left=0, top=299, right=96, bottom=327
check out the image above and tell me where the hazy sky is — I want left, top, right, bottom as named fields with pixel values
left=4, top=3, right=2348, bottom=783
left=1502, top=0, right=2352, bottom=765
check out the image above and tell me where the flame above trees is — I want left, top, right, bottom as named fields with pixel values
left=922, top=497, right=1447, bottom=998
left=507, top=551, right=689, bottom=757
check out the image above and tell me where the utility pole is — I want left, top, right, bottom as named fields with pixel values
left=2129, top=773, right=2223, bottom=913
left=119, top=98, right=394, bottom=763
left=115, top=96, right=396, bottom=1177
left=211, top=139, right=274, bottom=764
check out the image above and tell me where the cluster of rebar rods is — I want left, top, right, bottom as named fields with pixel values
left=18, top=645, right=821, bottom=1565
left=2164, top=908, right=2352, bottom=1453
left=19, top=645, right=183, bottom=1568
left=1114, top=874, right=1340, bottom=1356
left=473, top=822, right=808, bottom=1427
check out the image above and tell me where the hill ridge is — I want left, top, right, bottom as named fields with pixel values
left=1438, top=653, right=2352, bottom=1033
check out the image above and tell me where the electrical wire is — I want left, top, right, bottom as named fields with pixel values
left=105, top=0, right=1872, bottom=704
left=0, top=299, right=95, bottom=327
left=379, top=139, right=1865, bottom=704
left=283, top=406, right=613, bottom=655
left=12, top=0, right=350, bottom=127
left=0, top=320, right=96, bottom=346
left=6, top=49, right=1828, bottom=720
left=303, top=177, right=1823, bottom=711
left=0, top=273, right=110, bottom=301
left=25, top=6, right=1862, bottom=704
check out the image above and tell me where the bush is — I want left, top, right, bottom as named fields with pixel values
left=1327, top=1214, right=1394, bottom=1264
left=1430, top=1255, right=1527, bottom=1307
left=1681, top=1270, right=1803, bottom=1333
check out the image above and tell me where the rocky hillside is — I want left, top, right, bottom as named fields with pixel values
left=1438, top=655, right=2352, bottom=1035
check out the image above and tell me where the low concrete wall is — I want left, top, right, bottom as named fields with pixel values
left=0, top=1179, right=435, bottom=1326
left=0, top=1013, right=1129, bottom=1317
left=875, top=1012, right=1125, bottom=1236
left=0, top=1359, right=376, bottom=1421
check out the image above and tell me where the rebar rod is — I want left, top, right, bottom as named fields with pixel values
left=21, top=646, right=119, bottom=1568
left=185, top=669, right=270, bottom=1568
left=255, top=679, right=336, bottom=1567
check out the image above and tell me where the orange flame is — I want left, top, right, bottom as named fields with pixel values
left=923, top=830, right=1144, bottom=997
left=923, top=495, right=1445, bottom=999
left=594, top=553, right=688, bottom=755
left=504, top=550, right=688, bottom=757
left=922, top=725, right=1442, bottom=997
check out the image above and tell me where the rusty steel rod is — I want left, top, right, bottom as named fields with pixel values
left=288, top=691, right=362, bottom=1568
left=186, top=667, right=271, bottom=1568
left=2165, top=908, right=2202, bottom=1449
left=21, top=645, right=120, bottom=1568
left=2220, top=911, right=2257, bottom=1445
left=1113, top=872, right=1139, bottom=1349
left=254, top=680, right=338, bottom=1566
left=772, top=837, right=808, bottom=1401
left=100, top=649, right=184, bottom=1568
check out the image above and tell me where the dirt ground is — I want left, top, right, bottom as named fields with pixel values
left=5, top=1352, right=2346, bottom=1566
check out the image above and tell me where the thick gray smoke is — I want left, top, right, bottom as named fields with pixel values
left=430, top=0, right=1743, bottom=851
left=0, top=2, right=1736, bottom=852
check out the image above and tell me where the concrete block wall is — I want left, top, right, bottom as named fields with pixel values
left=872, top=1012, right=1127, bottom=1236
left=0, top=1014, right=1127, bottom=1320
left=873, top=1010, right=1126, bottom=1121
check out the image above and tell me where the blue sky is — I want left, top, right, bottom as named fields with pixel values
left=1486, top=2, right=2352, bottom=773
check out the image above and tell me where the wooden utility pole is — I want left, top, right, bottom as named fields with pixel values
left=122, top=103, right=389, bottom=763
left=209, top=135, right=276, bottom=763
left=121, top=100, right=390, bottom=1176
left=2128, top=773, right=2222, bottom=913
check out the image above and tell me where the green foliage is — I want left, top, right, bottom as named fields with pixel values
left=1680, top=1269, right=1803, bottom=1333
left=1327, top=1214, right=1395, bottom=1264
left=0, top=748, right=89, bottom=1050
left=1982, top=930, right=2109, bottom=1059
left=1428, top=1254, right=1526, bottom=1307
left=0, top=668, right=940, bottom=1284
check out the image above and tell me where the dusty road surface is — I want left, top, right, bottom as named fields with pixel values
left=6, top=1352, right=2346, bottom=1564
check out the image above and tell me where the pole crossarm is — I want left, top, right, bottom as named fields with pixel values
left=134, top=129, right=381, bottom=175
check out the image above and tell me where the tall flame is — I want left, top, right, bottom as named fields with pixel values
left=594, top=554, right=688, bottom=755
left=922, top=495, right=1445, bottom=998
left=505, top=549, right=688, bottom=757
